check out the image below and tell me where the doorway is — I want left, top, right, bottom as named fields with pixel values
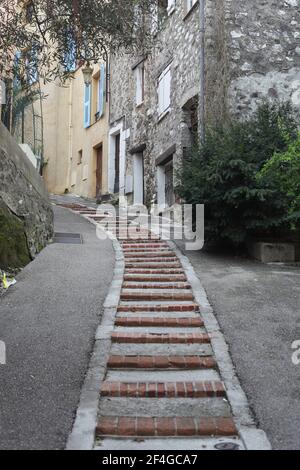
left=133, top=152, right=144, bottom=205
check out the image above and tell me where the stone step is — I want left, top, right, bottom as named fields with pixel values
left=120, top=292, right=194, bottom=302
left=115, top=317, right=204, bottom=327
left=99, top=397, right=231, bottom=418
left=96, top=416, right=238, bottom=438
left=111, top=332, right=210, bottom=344
left=116, top=311, right=200, bottom=318
left=106, top=369, right=220, bottom=382
left=100, top=381, right=226, bottom=398
left=95, top=437, right=244, bottom=451
left=107, top=355, right=216, bottom=369
left=111, top=343, right=213, bottom=356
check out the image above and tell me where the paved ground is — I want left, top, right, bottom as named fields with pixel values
left=60, top=203, right=268, bottom=450
left=0, top=205, right=114, bottom=449
left=176, top=242, right=300, bottom=450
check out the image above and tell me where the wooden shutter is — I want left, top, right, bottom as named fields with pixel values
left=84, top=84, right=91, bottom=128
left=98, top=63, right=106, bottom=117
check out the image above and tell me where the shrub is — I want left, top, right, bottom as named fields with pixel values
left=258, top=132, right=300, bottom=228
left=176, top=101, right=298, bottom=246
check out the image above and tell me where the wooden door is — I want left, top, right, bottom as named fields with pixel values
left=96, top=146, right=103, bottom=198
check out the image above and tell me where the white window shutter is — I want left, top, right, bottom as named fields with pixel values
left=158, top=77, right=164, bottom=115
left=167, top=0, right=176, bottom=14
left=98, top=63, right=106, bottom=117
left=84, top=84, right=91, bottom=128
left=158, top=66, right=171, bottom=116
left=164, top=68, right=171, bottom=111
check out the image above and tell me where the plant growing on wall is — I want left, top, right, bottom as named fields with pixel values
left=176, top=101, right=298, bottom=246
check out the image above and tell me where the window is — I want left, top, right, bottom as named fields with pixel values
left=186, top=0, right=198, bottom=14
left=157, top=64, right=171, bottom=117
left=134, top=62, right=145, bottom=107
left=25, top=47, right=38, bottom=85
left=83, top=84, right=91, bottom=128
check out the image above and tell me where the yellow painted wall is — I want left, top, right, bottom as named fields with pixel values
left=43, top=64, right=109, bottom=198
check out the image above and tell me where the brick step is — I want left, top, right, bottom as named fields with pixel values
left=101, top=381, right=226, bottom=398
left=121, top=240, right=166, bottom=245
left=125, top=264, right=182, bottom=270
left=124, top=275, right=187, bottom=282
left=111, top=333, right=210, bottom=344
left=97, top=416, right=237, bottom=438
left=122, top=282, right=191, bottom=290
left=108, top=355, right=216, bottom=369
left=124, top=252, right=175, bottom=258
left=122, top=245, right=169, bottom=250
left=124, top=269, right=185, bottom=275
left=125, top=257, right=178, bottom=263
left=117, top=304, right=199, bottom=313
left=115, top=317, right=204, bottom=327
left=120, top=292, right=194, bottom=302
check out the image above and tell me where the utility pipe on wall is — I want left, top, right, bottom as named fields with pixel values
left=199, top=0, right=206, bottom=143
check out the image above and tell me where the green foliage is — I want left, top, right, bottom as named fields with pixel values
left=258, top=132, right=300, bottom=226
left=176, top=101, right=298, bottom=246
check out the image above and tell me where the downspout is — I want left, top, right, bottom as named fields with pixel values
left=199, top=0, right=206, bottom=143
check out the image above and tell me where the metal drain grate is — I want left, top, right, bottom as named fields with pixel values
left=53, top=233, right=83, bottom=245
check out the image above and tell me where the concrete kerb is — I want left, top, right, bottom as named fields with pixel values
left=168, top=240, right=272, bottom=451
left=66, top=234, right=124, bottom=450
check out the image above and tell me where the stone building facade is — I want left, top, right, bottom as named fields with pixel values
left=108, top=0, right=300, bottom=210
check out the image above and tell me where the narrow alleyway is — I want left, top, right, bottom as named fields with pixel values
left=0, top=205, right=114, bottom=449
left=62, top=203, right=268, bottom=451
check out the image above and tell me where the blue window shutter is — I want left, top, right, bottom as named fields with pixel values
left=84, top=84, right=91, bottom=128
left=98, top=64, right=106, bottom=117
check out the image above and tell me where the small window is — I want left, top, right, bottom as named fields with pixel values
left=83, top=84, right=91, bottom=128
left=157, top=65, right=171, bottom=117
left=134, top=62, right=145, bottom=107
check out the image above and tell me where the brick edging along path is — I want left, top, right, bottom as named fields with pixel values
left=63, top=203, right=271, bottom=450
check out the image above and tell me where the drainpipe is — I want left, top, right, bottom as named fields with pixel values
left=199, top=0, right=206, bottom=143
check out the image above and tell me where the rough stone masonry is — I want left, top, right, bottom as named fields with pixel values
left=0, top=122, right=53, bottom=268
left=109, top=0, right=300, bottom=207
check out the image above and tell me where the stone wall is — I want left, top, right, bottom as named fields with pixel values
left=0, top=122, right=53, bottom=268
left=109, top=0, right=300, bottom=207
left=226, top=0, right=300, bottom=118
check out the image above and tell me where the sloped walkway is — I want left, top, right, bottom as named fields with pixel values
left=62, top=203, right=270, bottom=451
left=0, top=205, right=114, bottom=449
